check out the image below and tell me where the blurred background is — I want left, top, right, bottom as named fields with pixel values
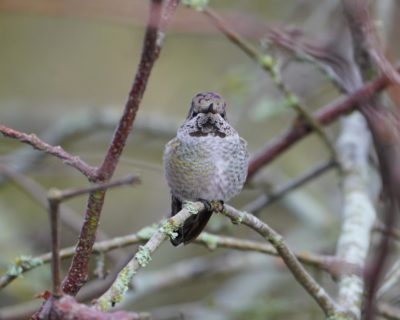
left=0, top=1, right=398, bottom=319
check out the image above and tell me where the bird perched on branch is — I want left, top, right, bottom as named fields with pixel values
left=163, top=92, right=248, bottom=246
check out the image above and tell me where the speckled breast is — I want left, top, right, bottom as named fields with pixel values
left=163, top=133, right=248, bottom=202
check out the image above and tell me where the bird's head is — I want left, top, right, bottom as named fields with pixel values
left=187, top=92, right=227, bottom=120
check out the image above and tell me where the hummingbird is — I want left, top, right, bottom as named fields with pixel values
left=163, top=92, right=249, bottom=246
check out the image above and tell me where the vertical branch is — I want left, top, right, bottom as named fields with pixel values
left=335, top=113, right=376, bottom=319
left=96, top=0, right=164, bottom=181
left=61, top=0, right=179, bottom=296
left=48, top=190, right=62, bottom=297
left=342, top=1, right=400, bottom=317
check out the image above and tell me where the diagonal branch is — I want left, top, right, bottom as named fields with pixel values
left=247, top=68, right=395, bottom=180
left=0, top=124, right=97, bottom=179
left=201, top=6, right=338, bottom=161
left=61, top=0, right=179, bottom=296
left=221, top=205, right=342, bottom=318
left=94, top=202, right=205, bottom=311
left=244, top=159, right=335, bottom=214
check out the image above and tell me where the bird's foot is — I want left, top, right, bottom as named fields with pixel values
left=198, top=199, right=224, bottom=213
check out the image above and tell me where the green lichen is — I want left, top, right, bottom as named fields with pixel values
left=6, top=255, right=43, bottom=277
left=161, top=220, right=178, bottom=240
left=266, top=234, right=284, bottom=246
left=184, top=201, right=200, bottom=215
left=97, top=297, right=110, bottom=312
left=285, top=92, right=300, bottom=109
left=259, top=55, right=275, bottom=70
left=259, top=55, right=280, bottom=83
left=137, top=225, right=157, bottom=240
left=230, top=211, right=244, bottom=225
left=135, top=246, right=152, bottom=267
left=47, top=188, right=62, bottom=201
left=110, top=265, right=135, bottom=305
left=199, top=232, right=218, bottom=250
left=182, top=0, right=208, bottom=11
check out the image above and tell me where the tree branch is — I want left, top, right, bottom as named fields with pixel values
left=221, top=205, right=342, bottom=318
left=244, top=159, right=335, bottom=214
left=94, top=201, right=205, bottom=311
left=0, top=124, right=97, bottom=179
left=247, top=69, right=394, bottom=180
left=200, top=6, right=338, bottom=161
left=335, top=113, right=376, bottom=319
left=61, top=0, right=179, bottom=296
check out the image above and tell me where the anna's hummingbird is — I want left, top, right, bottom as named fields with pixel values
left=163, top=92, right=249, bottom=246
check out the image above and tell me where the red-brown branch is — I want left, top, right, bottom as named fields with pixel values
left=60, top=0, right=178, bottom=296
left=247, top=69, right=394, bottom=180
left=35, top=295, right=147, bottom=320
left=0, top=125, right=97, bottom=180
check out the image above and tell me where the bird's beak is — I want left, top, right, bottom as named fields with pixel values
left=206, top=103, right=214, bottom=114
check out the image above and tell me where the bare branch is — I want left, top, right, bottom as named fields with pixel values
left=221, top=205, right=341, bottom=317
left=342, top=0, right=400, bottom=85
left=94, top=201, right=205, bottom=311
left=201, top=6, right=338, bottom=161
left=61, top=0, right=179, bottom=296
left=48, top=175, right=140, bottom=203
left=37, top=295, right=150, bottom=320
left=48, top=193, right=62, bottom=297
left=244, top=160, right=335, bottom=214
left=247, top=69, right=394, bottom=180
left=0, top=124, right=97, bottom=179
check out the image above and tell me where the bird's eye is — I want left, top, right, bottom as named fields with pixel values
left=221, top=113, right=225, bottom=118
left=192, top=111, right=199, bottom=117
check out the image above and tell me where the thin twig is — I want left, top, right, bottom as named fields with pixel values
left=244, top=159, right=335, bottom=214
left=0, top=227, right=354, bottom=290
left=377, top=259, right=400, bottom=299
left=201, top=6, right=338, bottom=161
left=373, top=222, right=400, bottom=242
left=377, top=303, right=400, bottom=320
left=49, top=175, right=140, bottom=202
left=0, top=124, right=97, bottom=179
left=48, top=194, right=62, bottom=297
left=247, top=68, right=394, bottom=180
left=342, top=0, right=400, bottom=85
left=221, top=205, right=342, bottom=317
left=0, top=165, right=119, bottom=264
left=94, top=201, right=205, bottom=311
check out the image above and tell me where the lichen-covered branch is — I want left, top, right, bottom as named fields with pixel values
left=221, top=205, right=342, bottom=318
left=61, top=0, right=179, bottom=296
left=94, top=202, right=205, bottom=311
left=0, top=226, right=351, bottom=290
left=335, top=113, right=376, bottom=319
left=247, top=68, right=394, bottom=180
left=198, top=6, right=337, bottom=160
